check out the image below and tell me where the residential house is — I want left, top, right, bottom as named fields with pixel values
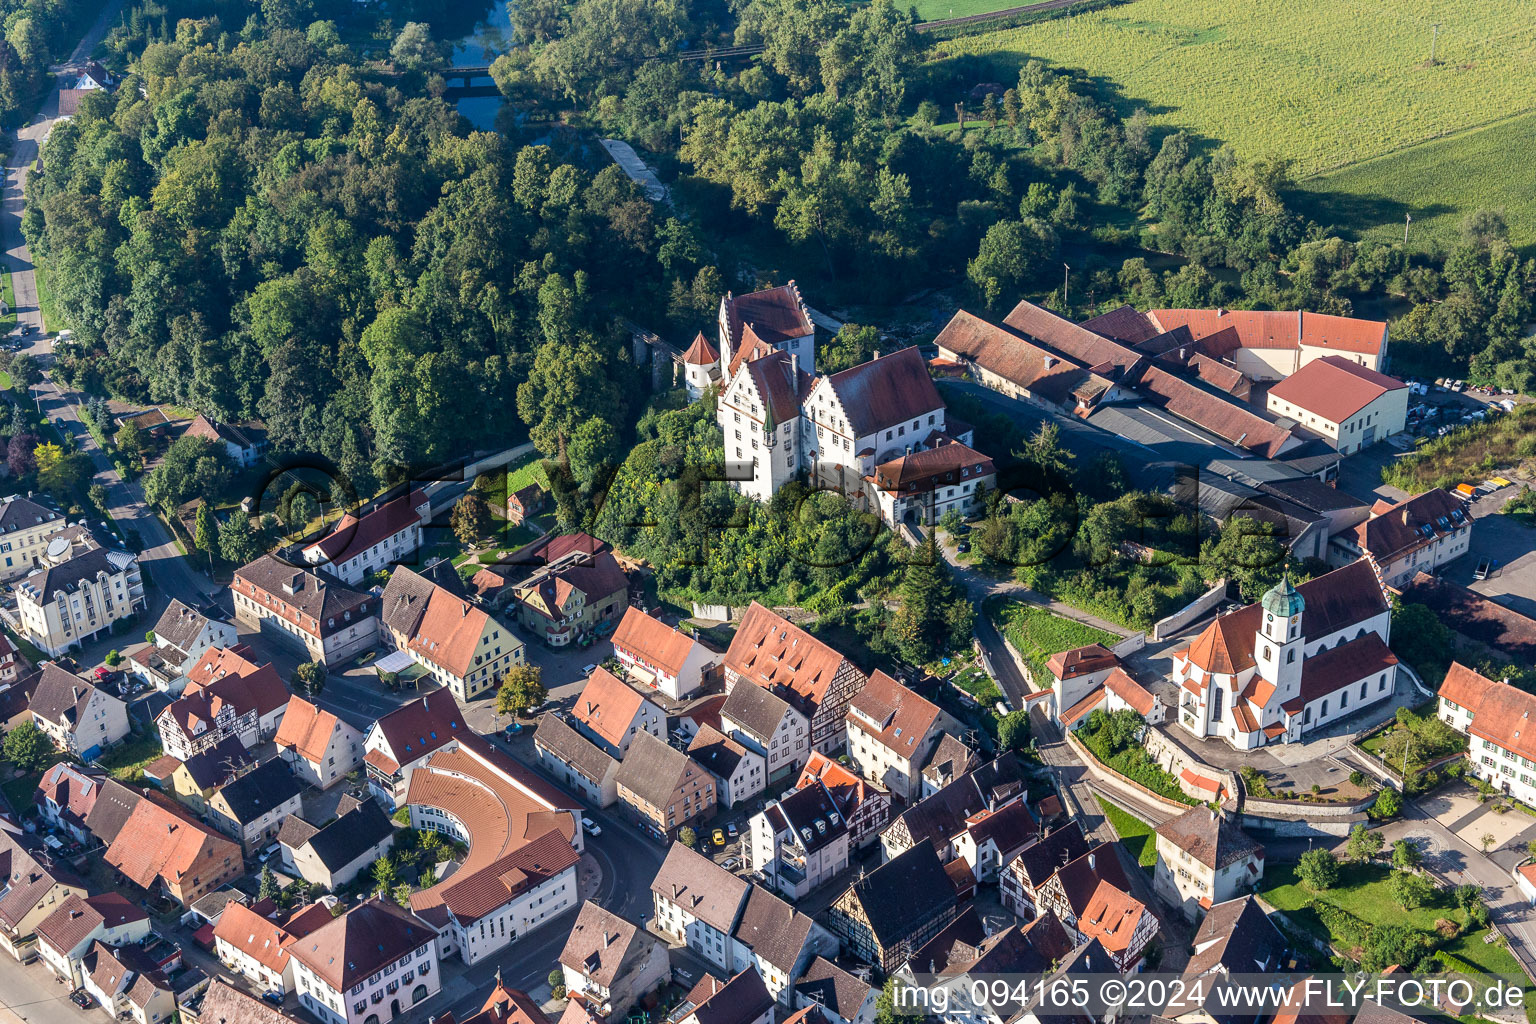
left=361, top=689, right=468, bottom=806
left=571, top=668, right=666, bottom=757
left=898, top=910, right=1078, bottom=1024
left=507, top=536, right=629, bottom=647
left=212, top=899, right=331, bottom=996
left=880, top=752, right=1028, bottom=862
left=102, top=791, right=245, bottom=907
left=795, top=753, right=889, bottom=849
left=232, top=555, right=378, bottom=667
left=688, top=726, right=765, bottom=808
left=302, top=490, right=429, bottom=585
left=165, top=739, right=257, bottom=815
left=612, top=607, right=717, bottom=700
left=505, top=485, right=547, bottom=526
left=650, top=843, right=749, bottom=973
left=0, top=632, right=23, bottom=688
left=844, top=671, right=944, bottom=802
left=378, top=566, right=525, bottom=702
left=206, top=759, right=305, bottom=856
left=1172, top=563, right=1397, bottom=749
left=1266, top=357, right=1408, bottom=454
left=746, top=781, right=849, bottom=900
left=436, top=978, right=552, bottom=1024
left=1439, top=663, right=1536, bottom=804
left=558, top=902, right=670, bottom=1022
left=1153, top=807, right=1265, bottom=922
left=1049, top=648, right=1167, bottom=731
left=534, top=713, right=621, bottom=808
left=0, top=828, right=82, bottom=961
left=0, top=494, right=68, bottom=581
left=277, top=796, right=397, bottom=891
left=275, top=697, right=363, bottom=789
left=15, top=540, right=146, bottom=656
left=729, top=885, right=837, bottom=1006
left=614, top=731, right=718, bottom=837
left=36, top=893, right=150, bottom=986
left=676, top=969, right=775, bottom=1024
left=80, top=940, right=176, bottom=1024
left=36, top=762, right=107, bottom=843
left=720, top=681, right=810, bottom=782
left=999, top=827, right=1091, bottom=920
left=792, top=957, right=876, bottom=1024
left=1031, top=845, right=1158, bottom=972
left=723, top=603, right=868, bottom=754
left=29, top=664, right=130, bottom=760
left=150, top=599, right=238, bottom=684
left=286, top=898, right=441, bottom=1024
left=950, top=799, right=1039, bottom=883
left=1330, top=489, right=1472, bottom=589
left=1146, top=308, right=1389, bottom=378
left=184, top=981, right=306, bottom=1024
left=825, top=840, right=957, bottom=973
left=182, top=415, right=269, bottom=468
left=1180, top=896, right=1287, bottom=993
left=156, top=647, right=290, bottom=760
left=868, top=440, right=996, bottom=530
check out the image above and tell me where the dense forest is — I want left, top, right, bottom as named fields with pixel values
left=0, top=0, right=102, bottom=127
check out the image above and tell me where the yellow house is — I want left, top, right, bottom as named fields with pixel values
left=0, top=495, right=68, bottom=582
left=160, top=739, right=256, bottom=815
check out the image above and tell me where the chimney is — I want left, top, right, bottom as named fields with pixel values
left=1401, top=509, right=1410, bottom=525
left=1210, top=807, right=1217, bottom=822
left=605, top=931, right=617, bottom=947
left=790, top=352, right=799, bottom=380
left=1043, top=356, right=1056, bottom=369
left=1088, top=852, right=1096, bottom=872
left=72, top=686, right=81, bottom=702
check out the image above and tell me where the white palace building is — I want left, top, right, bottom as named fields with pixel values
left=1171, top=561, right=1399, bottom=750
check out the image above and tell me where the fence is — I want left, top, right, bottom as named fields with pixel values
left=1065, top=730, right=1192, bottom=820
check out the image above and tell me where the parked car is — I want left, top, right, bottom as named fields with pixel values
left=722, top=857, right=740, bottom=871
left=261, top=992, right=284, bottom=1006
left=580, top=663, right=598, bottom=676
left=71, top=992, right=93, bottom=1008
left=503, top=722, right=523, bottom=738
left=726, top=822, right=738, bottom=839
left=582, top=816, right=602, bottom=837
left=1473, top=560, right=1491, bottom=581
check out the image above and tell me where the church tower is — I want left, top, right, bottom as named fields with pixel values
left=1254, top=576, right=1305, bottom=703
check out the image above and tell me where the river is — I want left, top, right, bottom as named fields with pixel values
left=447, top=0, right=514, bottom=131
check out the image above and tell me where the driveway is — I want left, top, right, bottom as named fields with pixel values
left=1452, top=490, right=1536, bottom=619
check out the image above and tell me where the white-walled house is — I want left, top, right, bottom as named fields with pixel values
left=612, top=608, right=717, bottom=700
left=287, top=899, right=440, bottom=1024
left=150, top=599, right=237, bottom=681
left=746, top=781, right=849, bottom=901
left=650, top=843, right=749, bottom=974
left=1440, top=662, right=1536, bottom=806
left=688, top=725, right=765, bottom=807
left=571, top=668, right=665, bottom=758
left=301, top=491, right=429, bottom=586
left=720, top=681, right=810, bottom=783
left=1330, top=489, right=1472, bottom=589
left=29, top=665, right=130, bottom=760
left=275, top=697, right=363, bottom=789
left=1152, top=807, right=1265, bottom=922
left=36, top=894, right=150, bottom=987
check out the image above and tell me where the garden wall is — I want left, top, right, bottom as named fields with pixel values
left=1243, top=791, right=1377, bottom=818
left=1066, top=731, right=1191, bottom=819
left=1236, top=810, right=1365, bottom=839
left=1152, top=579, right=1228, bottom=640
left=1145, top=727, right=1240, bottom=804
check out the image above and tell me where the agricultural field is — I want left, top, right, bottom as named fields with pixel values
left=936, top=0, right=1536, bottom=242
left=907, top=0, right=1023, bottom=21
left=1297, top=112, right=1536, bottom=250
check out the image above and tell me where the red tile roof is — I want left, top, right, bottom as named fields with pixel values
left=1045, top=644, right=1117, bottom=681
left=1440, top=660, right=1497, bottom=710
left=286, top=898, right=435, bottom=991
left=572, top=668, right=649, bottom=748
left=273, top=697, right=344, bottom=764
left=819, top=347, right=944, bottom=438
left=213, top=901, right=298, bottom=974
left=1267, top=355, right=1406, bottom=423
left=1281, top=633, right=1398, bottom=712
left=1148, top=309, right=1388, bottom=358
left=724, top=603, right=862, bottom=713
left=933, top=310, right=1085, bottom=403
left=232, top=556, right=373, bottom=640
left=407, top=587, right=496, bottom=678
left=613, top=608, right=703, bottom=678
left=1440, top=664, right=1536, bottom=762
left=104, top=794, right=241, bottom=896
left=1350, top=489, right=1467, bottom=564
left=370, top=689, right=467, bottom=766
left=1004, top=300, right=1144, bottom=373
left=683, top=332, right=720, bottom=366
left=1134, top=365, right=1294, bottom=457
left=1103, top=668, right=1156, bottom=716
left=871, top=440, right=994, bottom=495
left=36, top=893, right=146, bottom=954
left=1078, top=879, right=1148, bottom=953
left=1060, top=688, right=1105, bottom=727
left=846, top=670, right=941, bottom=757
left=303, top=490, right=426, bottom=565
left=722, top=284, right=813, bottom=353
left=420, top=830, right=579, bottom=924
left=1078, top=305, right=1162, bottom=346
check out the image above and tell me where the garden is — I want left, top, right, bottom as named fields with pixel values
left=1075, top=707, right=1194, bottom=805
left=990, top=599, right=1122, bottom=688
left=1261, top=844, right=1534, bottom=1019
left=1355, top=704, right=1468, bottom=795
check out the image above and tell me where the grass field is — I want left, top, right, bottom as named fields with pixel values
left=1298, top=111, right=1536, bottom=250
left=909, top=0, right=1019, bottom=20
left=1095, top=795, right=1158, bottom=871
left=935, top=0, right=1536, bottom=244
left=993, top=600, right=1121, bottom=683
left=0, top=269, right=14, bottom=334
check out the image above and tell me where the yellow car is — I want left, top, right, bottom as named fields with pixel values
left=712, top=829, right=726, bottom=846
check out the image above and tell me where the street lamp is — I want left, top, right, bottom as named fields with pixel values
left=1062, top=263, right=1070, bottom=313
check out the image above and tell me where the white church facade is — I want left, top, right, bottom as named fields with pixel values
left=1171, top=560, right=1399, bottom=750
